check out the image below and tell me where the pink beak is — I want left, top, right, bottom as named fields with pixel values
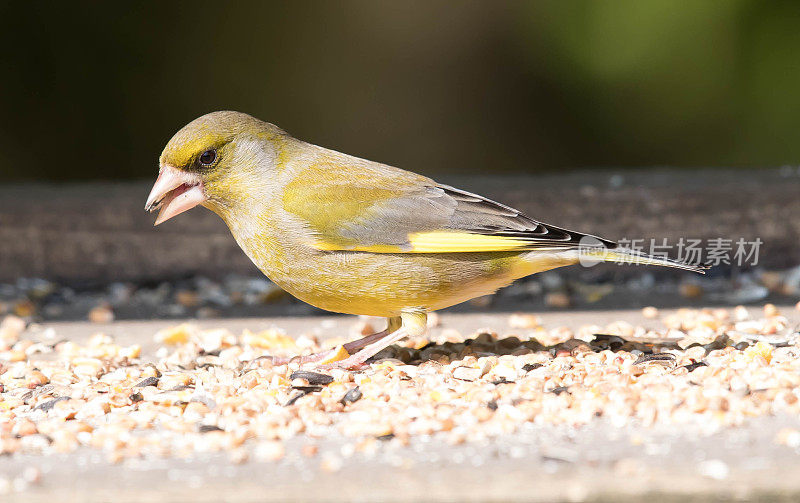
left=144, top=166, right=207, bottom=225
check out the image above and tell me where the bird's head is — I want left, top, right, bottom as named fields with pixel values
left=145, top=111, right=288, bottom=225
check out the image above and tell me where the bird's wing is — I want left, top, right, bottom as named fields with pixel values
left=282, top=163, right=614, bottom=253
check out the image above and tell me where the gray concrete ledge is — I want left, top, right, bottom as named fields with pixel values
left=1, top=168, right=798, bottom=283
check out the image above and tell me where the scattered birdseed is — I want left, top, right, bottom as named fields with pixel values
left=1, top=305, right=799, bottom=466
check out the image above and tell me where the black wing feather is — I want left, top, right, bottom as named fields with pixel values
left=439, top=185, right=617, bottom=250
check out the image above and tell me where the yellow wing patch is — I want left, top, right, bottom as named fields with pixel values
left=313, top=231, right=537, bottom=253
left=408, top=231, right=533, bottom=252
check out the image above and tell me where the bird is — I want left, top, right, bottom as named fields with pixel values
left=145, top=111, right=704, bottom=369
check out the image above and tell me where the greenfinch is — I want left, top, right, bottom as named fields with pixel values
left=145, top=111, right=703, bottom=369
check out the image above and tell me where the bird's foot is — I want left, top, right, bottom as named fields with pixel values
left=259, top=316, right=413, bottom=371
left=318, top=323, right=414, bottom=371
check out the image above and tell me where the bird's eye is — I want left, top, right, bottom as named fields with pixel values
left=199, top=149, right=217, bottom=166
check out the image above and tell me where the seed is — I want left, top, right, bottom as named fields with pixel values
left=154, top=324, right=194, bottom=345
left=25, top=371, right=49, bottom=389
left=496, top=336, right=522, bottom=351
left=633, top=353, right=676, bottom=366
left=242, top=328, right=296, bottom=349
left=340, top=386, right=362, bottom=405
left=4, top=350, right=26, bottom=362
left=119, top=345, right=141, bottom=359
left=158, top=373, right=193, bottom=390
left=134, top=377, right=159, bottom=388
left=289, top=371, right=333, bottom=385
left=452, top=366, right=482, bottom=382
left=285, top=391, right=309, bottom=406
left=744, top=341, right=772, bottom=364
left=683, top=361, right=708, bottom=372
left=34, top=396, right=70, bottom=412
left=763, top=303, right=779, bottom=317
left=141, top=364, right=162, bottom=378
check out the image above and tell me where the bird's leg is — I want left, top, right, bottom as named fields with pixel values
left=318, top=311, right=427, bottom=370
left=343, top=316, right=403, bottom=352
left=269, top=317, right=402, bottom=365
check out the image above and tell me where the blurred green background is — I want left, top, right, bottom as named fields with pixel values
left=2, top=0, right=800, bottom=182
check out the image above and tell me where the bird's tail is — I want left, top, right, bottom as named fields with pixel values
left=578, top=243, right=708, bottom=274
